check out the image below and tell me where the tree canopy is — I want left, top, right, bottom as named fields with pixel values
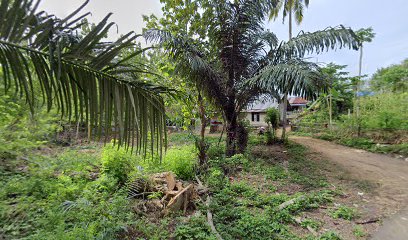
left=145, top=0, right=359, bottom=156
left=370, top=59, right=408, bottom=93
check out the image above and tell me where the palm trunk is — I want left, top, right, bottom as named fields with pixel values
left=225, top=102, right=238, bottom=157
left=356, top=45, right=363, bottom=136
left=197, top=92, right=207, bottom=166
left=329, top=93, right=332, bottom=128
left=281, top=10, right=293, bottom=140
left=281, top=93, right=288, bottom=140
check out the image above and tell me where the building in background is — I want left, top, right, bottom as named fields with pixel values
left=244, top=97, right=308, bottom=127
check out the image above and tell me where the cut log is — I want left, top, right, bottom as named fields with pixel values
left=165, top=172, right=176, bottom=191
left=176, top=181, right=184, bottom=191
left=166, top=184, right=193, bottom=213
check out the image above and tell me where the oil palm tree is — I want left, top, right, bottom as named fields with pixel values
left=0, top=0, right=168, bottom=155
left=269, top=0, right=310, bottom=139
left=146, top=0, right=358, bottom=156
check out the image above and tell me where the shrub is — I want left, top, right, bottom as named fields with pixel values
left=265, top=108, right=280, bottom=144
left=163, top=145, right=197, bottom=180
left=207, top=144, right=225, bottom=160
left=101, top=143, right=136, bottom=185
left=330, top=205, right=357, bottom=220
left=207, top=167, right=226, bottom=190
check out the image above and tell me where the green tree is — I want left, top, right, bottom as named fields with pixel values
left=145, top=0, right=358, bottom=156
left=0, top=0, right=168, bottom=155
left=370, top=59, right=408, bottom=93
left=269, top=0, right=310, bottom=139
left=320, top=63, right=354, bottom=123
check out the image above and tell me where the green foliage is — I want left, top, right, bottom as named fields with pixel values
left=330, top=206, right=357, bottom=220
left=317, top=231, right=342, bottom=240
left=145, top=0, right=358, bottom=155
left=265, top=108, right=280, bottom=144
left=207, top=144, right=225, bottom=160
left=287, top=143, right=329, bottom=189
left=209, top=153, right=249, bottom=174
left=174, top=213, right=216, bottom=240
left=296, top=92, right=407, bottom=155
left=300, top=218, right=321, bottom=231
left=0, top=93, right=60, bottom=159
left=353, top=226, right=366, bottom=238
left=374, top=143, right=408, bottom=156
left=347, top=93, right=408, bottom=131
left=355, top=27, right=375, bottom=44
left=0, top=0, right=168, bottom=156
left=265, top=108, right=280, bottom=129
left=0, top=148, right=136, bottom=239
left=206, top=167, right=226, bottom=190
left=338, top=138, right=374, bottom=150
left=101, top=143, right=137, bottom=184
left=370, top=59, right=408, bottom=93
left=163, top=145, right=197, bottom=180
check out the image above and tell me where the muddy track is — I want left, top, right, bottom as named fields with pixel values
left=290, top=136, right=408, bottom=239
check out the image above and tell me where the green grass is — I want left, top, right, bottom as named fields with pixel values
left=0, top=132, right=367, bottom=239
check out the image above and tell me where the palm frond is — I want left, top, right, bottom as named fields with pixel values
left=278, top=26, right=359, bottom=59
left=249, top=59, right=327, bottom=100
left=0, top=0, right=168, bottom=156
left=144, top=29, right=228, bottom=108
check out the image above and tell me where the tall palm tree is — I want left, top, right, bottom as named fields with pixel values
left=146, top=0, right=358, bottom=156
left=269, top=0, right=310, bottom=139
left=354, top=28, right=375, bottom=135
left=0, top=0, right=168, bottom=155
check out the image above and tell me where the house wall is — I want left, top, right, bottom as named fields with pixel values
left=245, top=112, right=268, bottom=127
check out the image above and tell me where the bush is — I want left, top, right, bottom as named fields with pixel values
left=207, top=144, right=225, bottom=160
left=174, top=213, right=216, bottom=240
left=101, top=143, right=136, bottom=185
left=330, top=205, right=357, bottom=220
left=163, top=145, right=197, bottom=180
left=265, top=108, right=280, bottom=144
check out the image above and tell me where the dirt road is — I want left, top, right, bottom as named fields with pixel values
left=291, top=136, right=408, bottom=239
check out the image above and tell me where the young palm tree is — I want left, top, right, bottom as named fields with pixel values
left=0, top=0, right=168, bottom=155
left=269, top=0, right=310, bottom=139
left=146, top=0, right=358, bottom=156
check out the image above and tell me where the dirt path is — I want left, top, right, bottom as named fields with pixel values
left=291, top=136, right=408, bottom=239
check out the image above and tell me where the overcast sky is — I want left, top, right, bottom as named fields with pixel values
left=39, top=0, right=408, bottom=77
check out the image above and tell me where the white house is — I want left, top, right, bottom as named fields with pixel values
left=243, top=97, right=308, bottom=127
left=243, top=99, right=279, bottom=127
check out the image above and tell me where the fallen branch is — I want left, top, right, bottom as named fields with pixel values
left=196, top=176, right=223, bottom=240
left=277, top=195, right=305, bottom=210
left=356, top=217, right=380, bottom=224
left=206, top=196, right=223, bottom=240
left=293, top=217, right=318, bottom=236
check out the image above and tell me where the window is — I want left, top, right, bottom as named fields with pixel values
left=251, top=112, right=260, bottom=122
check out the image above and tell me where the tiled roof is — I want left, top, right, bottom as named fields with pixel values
left=288, top=97, right=308, bottom=105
